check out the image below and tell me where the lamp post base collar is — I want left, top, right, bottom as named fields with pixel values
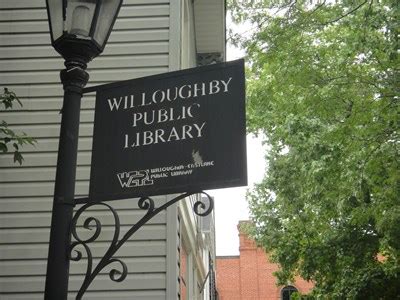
left=60, top=66, right=89, bottom=93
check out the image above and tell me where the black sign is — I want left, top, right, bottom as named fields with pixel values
left=88, top=59, right=247, bottom=202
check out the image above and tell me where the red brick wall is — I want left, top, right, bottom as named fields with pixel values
left=216, top=222, right=313, bottom=300
left=180, top=245, right=188, bottom=300
left=215, top=257, right=241, bottom=300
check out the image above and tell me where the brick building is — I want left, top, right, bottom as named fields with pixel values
left=216, top=221, right=313, bottom=300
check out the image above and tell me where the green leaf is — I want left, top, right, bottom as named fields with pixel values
left=231, top=0, right=400, bottom=297
left=0, top=142, right=8, bottom=153
left=1, top=88, right=37, bottom=164
left=13, top=151, right=24, bottom=165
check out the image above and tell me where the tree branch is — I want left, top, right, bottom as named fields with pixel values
left=322, top=0, right=368, bottom=25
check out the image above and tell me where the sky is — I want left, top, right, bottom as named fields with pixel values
left=208, top=134, right=266, bottom=255
left=207, top=39, right=267, bottom=256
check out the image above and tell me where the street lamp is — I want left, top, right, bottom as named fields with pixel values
left=46, top=0, right=122, bottom=67
left=44, top=1, right=122, bottom=299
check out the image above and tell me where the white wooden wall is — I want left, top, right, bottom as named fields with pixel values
left=0, top=0, right=181, bottom=299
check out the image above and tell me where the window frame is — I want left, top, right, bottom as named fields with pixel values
left=281, top=285, right=299, bottom=300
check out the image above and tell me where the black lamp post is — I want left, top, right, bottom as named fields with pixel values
left=44, top=1, right=122, bottom=299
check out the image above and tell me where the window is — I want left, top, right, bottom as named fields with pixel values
left=281, top=285, right=298, bottom=300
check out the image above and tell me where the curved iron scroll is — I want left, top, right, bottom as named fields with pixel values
left=70, top=191, right=213, bottom=299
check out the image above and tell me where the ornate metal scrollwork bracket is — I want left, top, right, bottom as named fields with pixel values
left=70, top=191, right=214, bottom=299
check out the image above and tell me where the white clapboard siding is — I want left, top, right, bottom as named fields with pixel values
left=0, top=136, right=91, bottom=154
left=0, top=0, right=169, bottom=9
left=0, top=196, right=168, bottom=213
left=0, top=30, right=169, bottom=49
left=0, top=152, right=92, bottom=168
left=0, top=5, right=169, bottom=21
left=0, top=41, right=169, bottom=59
left=0, top=210, right=167, bottom=229
left=0, top=224, right=167, bottom=244
left=0, top=256, right=166, bottom=276
left=1, top=97, right=95, bottom=110
left=0, top=111, right=93, bottom=125
left=0, top=0, right=179, bottom=298
left=0, top=17, right=170, bottom=34
left=0, top=123, right=92, bottom=139
left=0, top=273, right=166, bottom=293
left=0, top=84, right=64, bottom=98
left=2, top=290, right=166, bottom=300
left=0, top=68, right=169, bottom=85
left=0, top=55, right=169, bottom=72
left=0, top=165, right=91, bottom=182
left=0, top=241, right=166, bottom=260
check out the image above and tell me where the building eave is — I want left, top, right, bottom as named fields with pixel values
left=194, top=0, right=226, bottom=65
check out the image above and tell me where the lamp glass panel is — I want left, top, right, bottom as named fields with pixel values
left=93, top=0, right=122, bottom=47
left=46, top=0, right=63, bottom=41
left=66, top=0, right=96, bottom=37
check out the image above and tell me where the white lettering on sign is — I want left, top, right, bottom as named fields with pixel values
left=104, top=76, right=234, bottom=150
left=124, top=122, right=206, bottom=148
left=106, top=77, right=233, bottom=112
left=131, top=103, right=200, bottom=127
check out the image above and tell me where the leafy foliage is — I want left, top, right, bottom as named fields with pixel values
left=1, top=88, right=36, bottom=164
left=229, top=0, right=399, bottom=298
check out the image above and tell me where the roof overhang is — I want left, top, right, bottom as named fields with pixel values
left=194, top=0, right=226, bottom=65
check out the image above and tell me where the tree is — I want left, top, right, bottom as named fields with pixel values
left=1, top=88, right=36, bottom=164
left=229, top=0, right=399, bottom=298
